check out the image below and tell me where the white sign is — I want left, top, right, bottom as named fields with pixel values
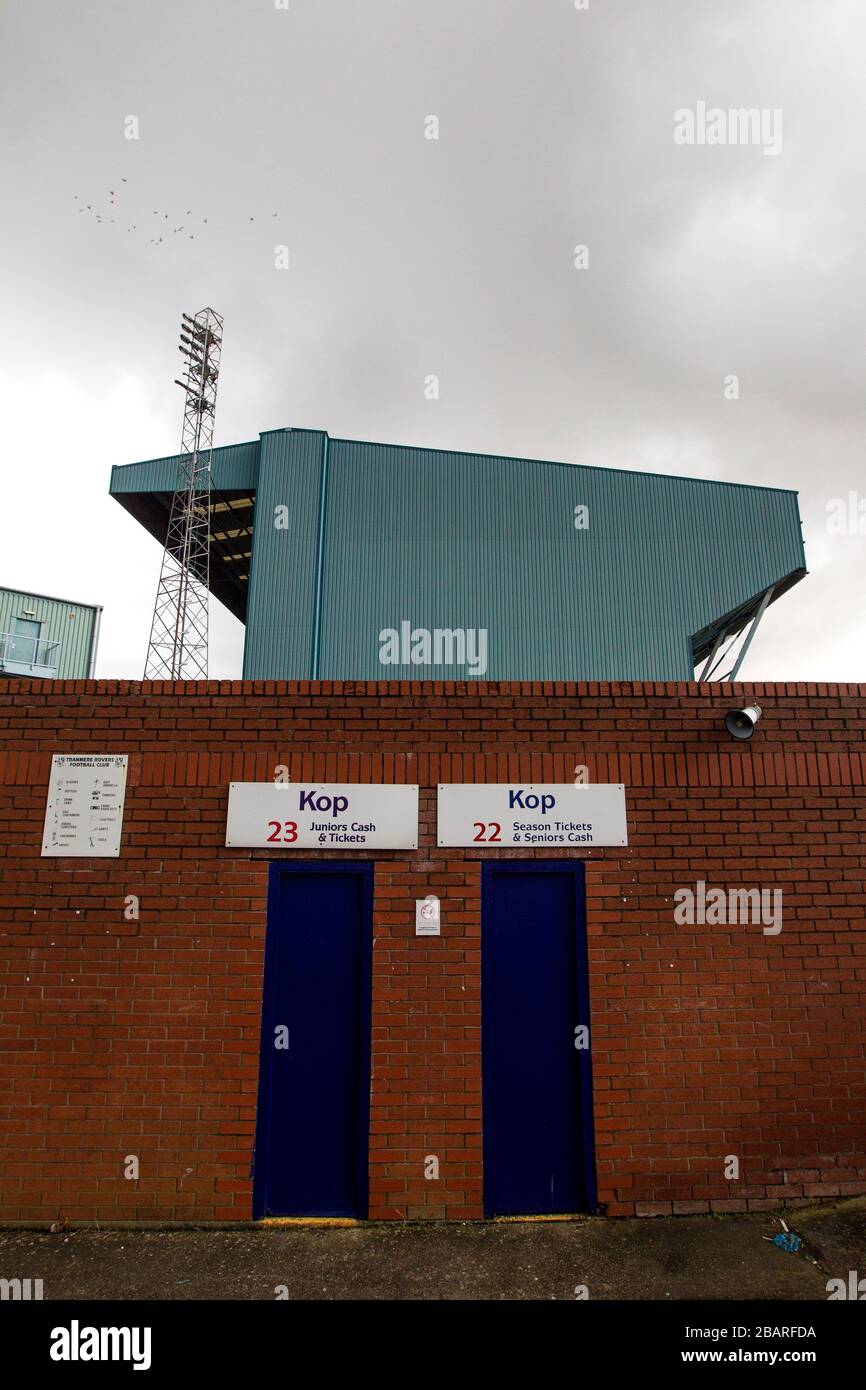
left=226, top=782, right=419, bottom=849
left=437, top=783, right=628, bottom=848
left=42, top=754, right=128, bottom=857
left=415, top=895, right=441, bottom=936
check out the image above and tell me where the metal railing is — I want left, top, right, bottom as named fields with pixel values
left=0, top=630, right=61, bottom=676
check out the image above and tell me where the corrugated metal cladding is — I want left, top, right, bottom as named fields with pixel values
left=110, top=440, right=259, bottom=496
left=243, top=430, right=324, bottom=679
left=319, top=440, right=805, bottom=681
left=110, top=428, right=806, bottom=681
left=0, top=587, right=100, bottom=678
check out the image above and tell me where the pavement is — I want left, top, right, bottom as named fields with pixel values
left=1, top=1200, right=863, bottom=1300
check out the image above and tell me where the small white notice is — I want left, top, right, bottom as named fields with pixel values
left=437, top=783, right=628, bottom=848
left=42, top=754, right=129, bottom=857
left=415, top=895, right=441, bottom=936
left=226, top=782, right=419, bottom=849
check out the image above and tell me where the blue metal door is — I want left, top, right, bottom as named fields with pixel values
left=253, top=862, right=373, bottom=1218
left=482, top=861, right=596, bottom=1216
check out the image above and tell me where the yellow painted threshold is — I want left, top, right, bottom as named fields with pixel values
left=494, top=1213, right=583, bottom=1223
left=257, top=1217, right=359, bottom=1228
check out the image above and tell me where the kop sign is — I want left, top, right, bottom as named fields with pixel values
left=437, top=783, right=628, bottom=847
left=225, top=782, right=419, bottom=849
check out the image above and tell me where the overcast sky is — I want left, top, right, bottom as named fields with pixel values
left=2, top=0, right=864, bottom=680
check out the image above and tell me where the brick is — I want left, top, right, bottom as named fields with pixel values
left=0, top=680, right=864, bottom=1224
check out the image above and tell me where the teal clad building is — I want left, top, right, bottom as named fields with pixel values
left=110, top=428, right=807, bottom=681
left=0, top=586, right=102, bottom=679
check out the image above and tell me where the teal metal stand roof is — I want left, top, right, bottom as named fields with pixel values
left=110, top=428, right=806, bottom=681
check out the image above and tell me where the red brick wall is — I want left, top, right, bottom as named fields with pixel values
left=0, top=678, right=864, bottom=1224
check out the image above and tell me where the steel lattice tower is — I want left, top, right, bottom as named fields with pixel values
left=144, top=308, right=224, bottom=679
